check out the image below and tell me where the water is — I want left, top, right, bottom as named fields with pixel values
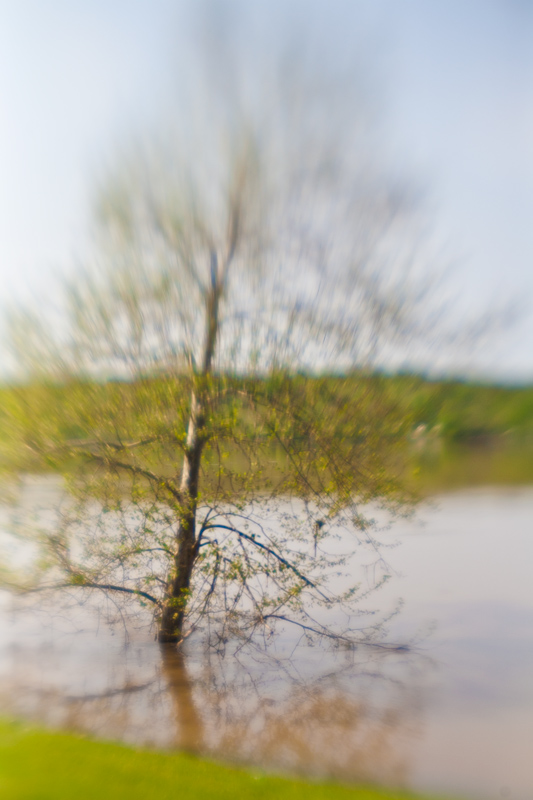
left=1, top=481, right=533, bottom=800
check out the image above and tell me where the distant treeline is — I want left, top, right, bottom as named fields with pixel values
left=375, top=373, right=533, bottom=442
left=1, top=372, right=532, bottom=493
left=1, top=372, right=533, bottom=449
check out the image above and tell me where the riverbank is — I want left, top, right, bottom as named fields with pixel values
left=0, top=718, right=456, bottom=800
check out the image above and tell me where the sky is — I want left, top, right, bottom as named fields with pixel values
left=0, top=0, right=532, bottom=381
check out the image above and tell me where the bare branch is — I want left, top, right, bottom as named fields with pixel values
left=203, top=523, right=330, bottom=601
left=80, top=581, right=160, bottom=606
left=62, top=436, right=178, bottom=452
left=262, top=614, right=408, bottom=651
left=13, top=580, right=160, bottom=606
left=84, top=453, right=182, bottom=503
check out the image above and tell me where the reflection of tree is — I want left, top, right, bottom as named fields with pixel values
left=160, top=642, right=424, bottom=787
left=244, top=688, right=409, bottom=785
left=159, top=644, right=204, bottom=754
left=0, top=600, right=427, bottom=788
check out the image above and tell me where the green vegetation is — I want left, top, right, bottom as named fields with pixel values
left=387, top=373, right=533, bottom=441
left=1, top=372, right=532, bottom=477
left=0, top=368, right=417, bottom=645
left=0, top=718, right=454, bottom=800
left=1, top=372, right=532, bottom=505
left=0, top=372, right=411, bottom=476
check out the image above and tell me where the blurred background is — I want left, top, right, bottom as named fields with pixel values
left=0, top=4, right=532, bottom=800
left=0, top=0, right=532, bottom=380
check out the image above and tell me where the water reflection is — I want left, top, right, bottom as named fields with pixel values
left=0, top=595, right=426, bottom=788
left=2, top=485, right=533, bottom=800
left=162, top=641, right=424, bottom=784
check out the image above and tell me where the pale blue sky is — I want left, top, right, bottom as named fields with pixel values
left=0, top=0, right=531, bottom=380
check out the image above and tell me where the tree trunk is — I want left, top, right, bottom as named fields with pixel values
left=158, top=392, right=204, bottom=642
left=158, top=251, right=222, bottom=643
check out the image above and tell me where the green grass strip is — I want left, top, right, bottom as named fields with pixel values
left=0, top=718, right=458, bottom=800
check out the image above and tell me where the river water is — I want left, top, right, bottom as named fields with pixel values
left=1, top=480, right=532, bottom=800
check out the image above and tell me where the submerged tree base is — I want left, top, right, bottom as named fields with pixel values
left=158, top=630, right=182, bottom=644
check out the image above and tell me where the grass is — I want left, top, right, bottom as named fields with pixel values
left=0, top=718, right=456, bottom=800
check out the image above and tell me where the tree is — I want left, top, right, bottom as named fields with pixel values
left=3, top=10, right=431, bottom=647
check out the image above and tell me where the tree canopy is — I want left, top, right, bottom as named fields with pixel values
left=2, top=10, right=437, bottom=646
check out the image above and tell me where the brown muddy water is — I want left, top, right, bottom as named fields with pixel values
left=1, top=479, right=533, bottom=800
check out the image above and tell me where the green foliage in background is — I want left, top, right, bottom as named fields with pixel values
left=390, top=374, right=533, bottom=441
left=1, top=372, right=532, bottom=480
left=0, top=372, right=414, bottom=489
